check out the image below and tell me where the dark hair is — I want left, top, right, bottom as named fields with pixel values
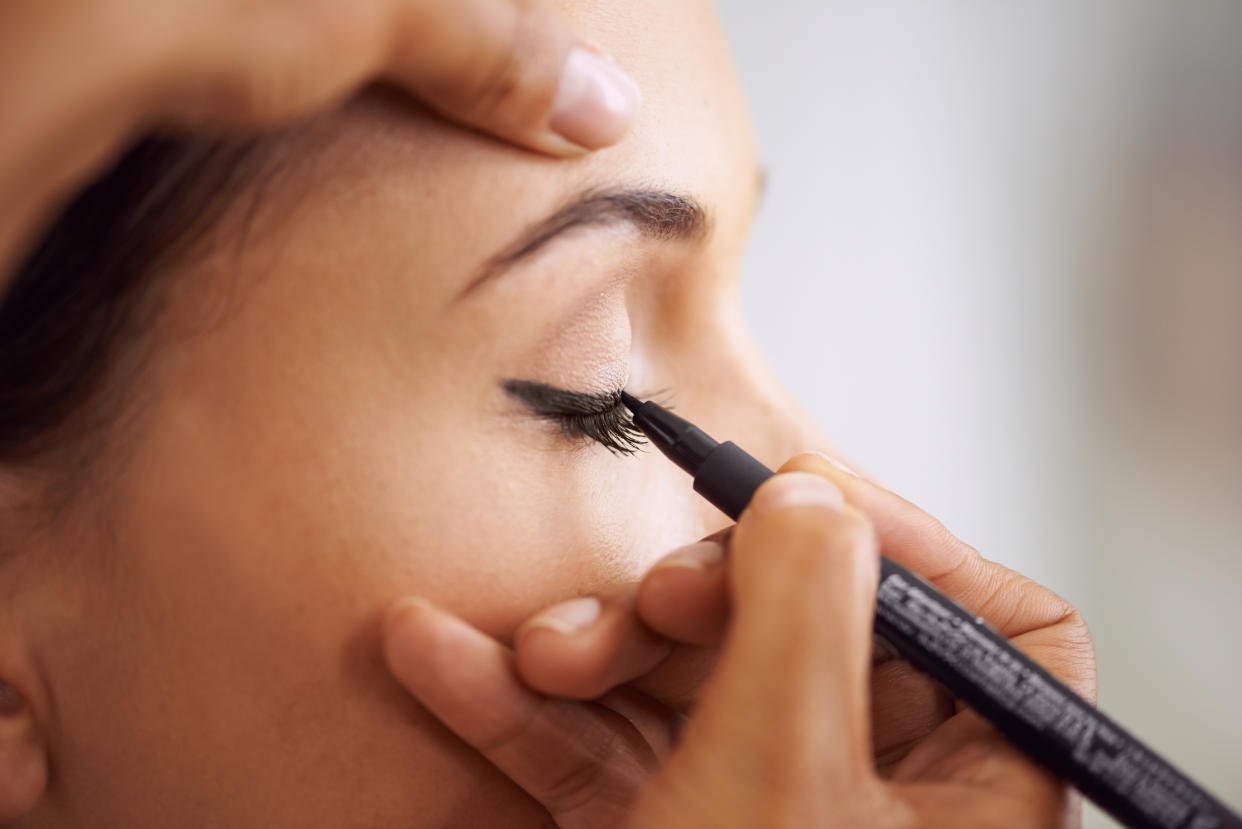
left=0, top=136, right=265, bottom=472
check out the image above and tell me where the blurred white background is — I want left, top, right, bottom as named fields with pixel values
left=715, top=1, right=1242, bottom=824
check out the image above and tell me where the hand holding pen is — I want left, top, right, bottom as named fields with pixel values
left=384, top=454, right=1096, bottom=827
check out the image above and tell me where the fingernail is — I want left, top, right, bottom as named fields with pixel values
left=550, top=47, right=640, bottom=149
left=526, top=596, right=602, bottom=635
left=652, top=540, right=725, bottom=574
left=811, top=450, right=860, bottom=478
left=388, top=595, right=433, bottom=618
left=749, top=472, right=845, bottom=513
left=384, top=597, right=438, bottom=639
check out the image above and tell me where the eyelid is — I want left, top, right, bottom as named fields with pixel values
left=502, top=379, right=620, bottom=417
left=502, top=379, right=646, bottom=455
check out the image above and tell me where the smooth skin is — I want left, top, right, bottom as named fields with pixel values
left=387, top=458, right=1096, bottom=827
left=0, top=0, right=639, bottom=279
left=0, top=0, right=1094, bottom=826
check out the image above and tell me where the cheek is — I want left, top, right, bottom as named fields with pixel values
left=44, top=383, right=719, bottom=825
left=43, top=412, right=651, bottom=825
left=347, top=419, right=714, bottom=635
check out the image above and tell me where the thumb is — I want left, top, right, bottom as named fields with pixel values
left=390, top=0, right=640, bottom=155
left=635, top=473, right=888, bottom=826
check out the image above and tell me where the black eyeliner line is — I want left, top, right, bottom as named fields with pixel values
left=502, top=379, right=646, bottom=455
left=503, top=379, right=621, bottom=417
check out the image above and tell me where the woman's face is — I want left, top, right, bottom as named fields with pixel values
left=16, top=1, right=825, bottom=825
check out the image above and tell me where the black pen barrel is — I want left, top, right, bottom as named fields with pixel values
left=691, top=441, right=775, bottom=520
left=623, top=394, right=1242, bottom=829
left=873, top=558, right=1241, bottom=829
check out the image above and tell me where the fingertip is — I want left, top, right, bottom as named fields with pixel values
left=812, top=451, right=862, bottom=478
left=731, top=474, right=879, bottom=617
left=384, top=596, right=433, bottom=630
left=382, top=597, right=502, bottom=697
left=778, top=451, right=862, bottom=485
left=515, top=595, right=669, bottom=699
left=520, top=596, right=602, bottom=637
left=382, top=597, right=448, bottom=685
left=513, top=597, right=611, bottom=698
left=745, top=471, right=845, bottom=516
left=649, top=540, right=724, bottom=575
left=512, top=626, right=586, bottom=697
left=548, top=47, right=641, bottom=150
left=777, top=454, right=911, bottom=543
left=777, top=451, right=835, bottom=475
left=383, top=597, right=432, bottom=652
left=637, top=564, right=730, bottom=647
left=390, top=0, right=639, bottom=158
left=637, top=541, right=728, bottom=641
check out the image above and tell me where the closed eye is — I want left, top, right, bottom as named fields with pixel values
left=502, top=379, right=646, bottom=455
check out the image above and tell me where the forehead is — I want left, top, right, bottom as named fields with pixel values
left=200, top=0, right=756, bottom=304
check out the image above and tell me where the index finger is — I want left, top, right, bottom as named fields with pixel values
left=778, top=453, right=1096, bottom=701
left=389, top=0, right=640, bottom=154
left=699, top=472, right=879, bottom=785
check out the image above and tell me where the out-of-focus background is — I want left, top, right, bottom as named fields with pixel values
left=716, top=1, right=1242, bottom=824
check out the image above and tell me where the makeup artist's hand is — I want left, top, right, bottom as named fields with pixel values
left=383, top=458, right=1096, bottom=827
left=1, top=0, right=638, bottom=278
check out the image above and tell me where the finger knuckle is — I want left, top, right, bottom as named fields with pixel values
left=175, top=0, right=383, bottom=126
left=1059, top=616, right=1096, bottom=665
left=296, top=0, right=385, bottom=61
left=472, top=702, right=542, bottom=757
left=534, top=712, right=649, bottom=814
left=456, top=3, right=552, bottom=123
left=920, top=514, right=978, bottom=568
left=537, top=751, right=612, bottom=814
left=975, top=568, right=1036, bottom=630
left=217, top=66, right=305, bottom=124
left=1054, top=609, right=1098, bottom=689
left=976, top=567, right=1083, bottom=640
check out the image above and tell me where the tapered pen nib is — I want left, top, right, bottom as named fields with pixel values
left=620, top=390, right=642, bottom=414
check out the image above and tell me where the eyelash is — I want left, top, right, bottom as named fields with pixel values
left=555, top=397, right=646, bottom=455
left=502, top=380, right=648, bottom=455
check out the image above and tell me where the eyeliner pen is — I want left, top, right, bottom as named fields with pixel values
left=620, top=391, right=1242, bottom=829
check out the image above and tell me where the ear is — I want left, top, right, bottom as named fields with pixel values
left=0, top=656, right=49, bottom=821
left=0, top=481, right=51, bottom=820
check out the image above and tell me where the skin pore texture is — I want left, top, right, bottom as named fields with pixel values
left=3, top=0, right=830, bottom=826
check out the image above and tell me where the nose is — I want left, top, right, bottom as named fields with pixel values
left=691, top=317, right=830, bottom=464
left=712, top=359, right=830, bottom=473
left=653, top=309, right=836, bottom=533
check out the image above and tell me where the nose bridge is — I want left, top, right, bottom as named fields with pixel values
left=641, top=297, right=838, bottom=538
left=670, top=354, right=830, bottom=538
left=689, top=316, right=834, bottom=475
left=726, top=365, right=829, bottom=471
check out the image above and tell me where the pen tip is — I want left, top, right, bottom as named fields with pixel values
left=619, top=390, right=641, bottom=413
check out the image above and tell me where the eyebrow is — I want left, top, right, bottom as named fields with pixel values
left=461, top=188, right=711, bottom=296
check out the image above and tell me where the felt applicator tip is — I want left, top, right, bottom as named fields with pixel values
left=620, top=390, right=641, bottom=413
